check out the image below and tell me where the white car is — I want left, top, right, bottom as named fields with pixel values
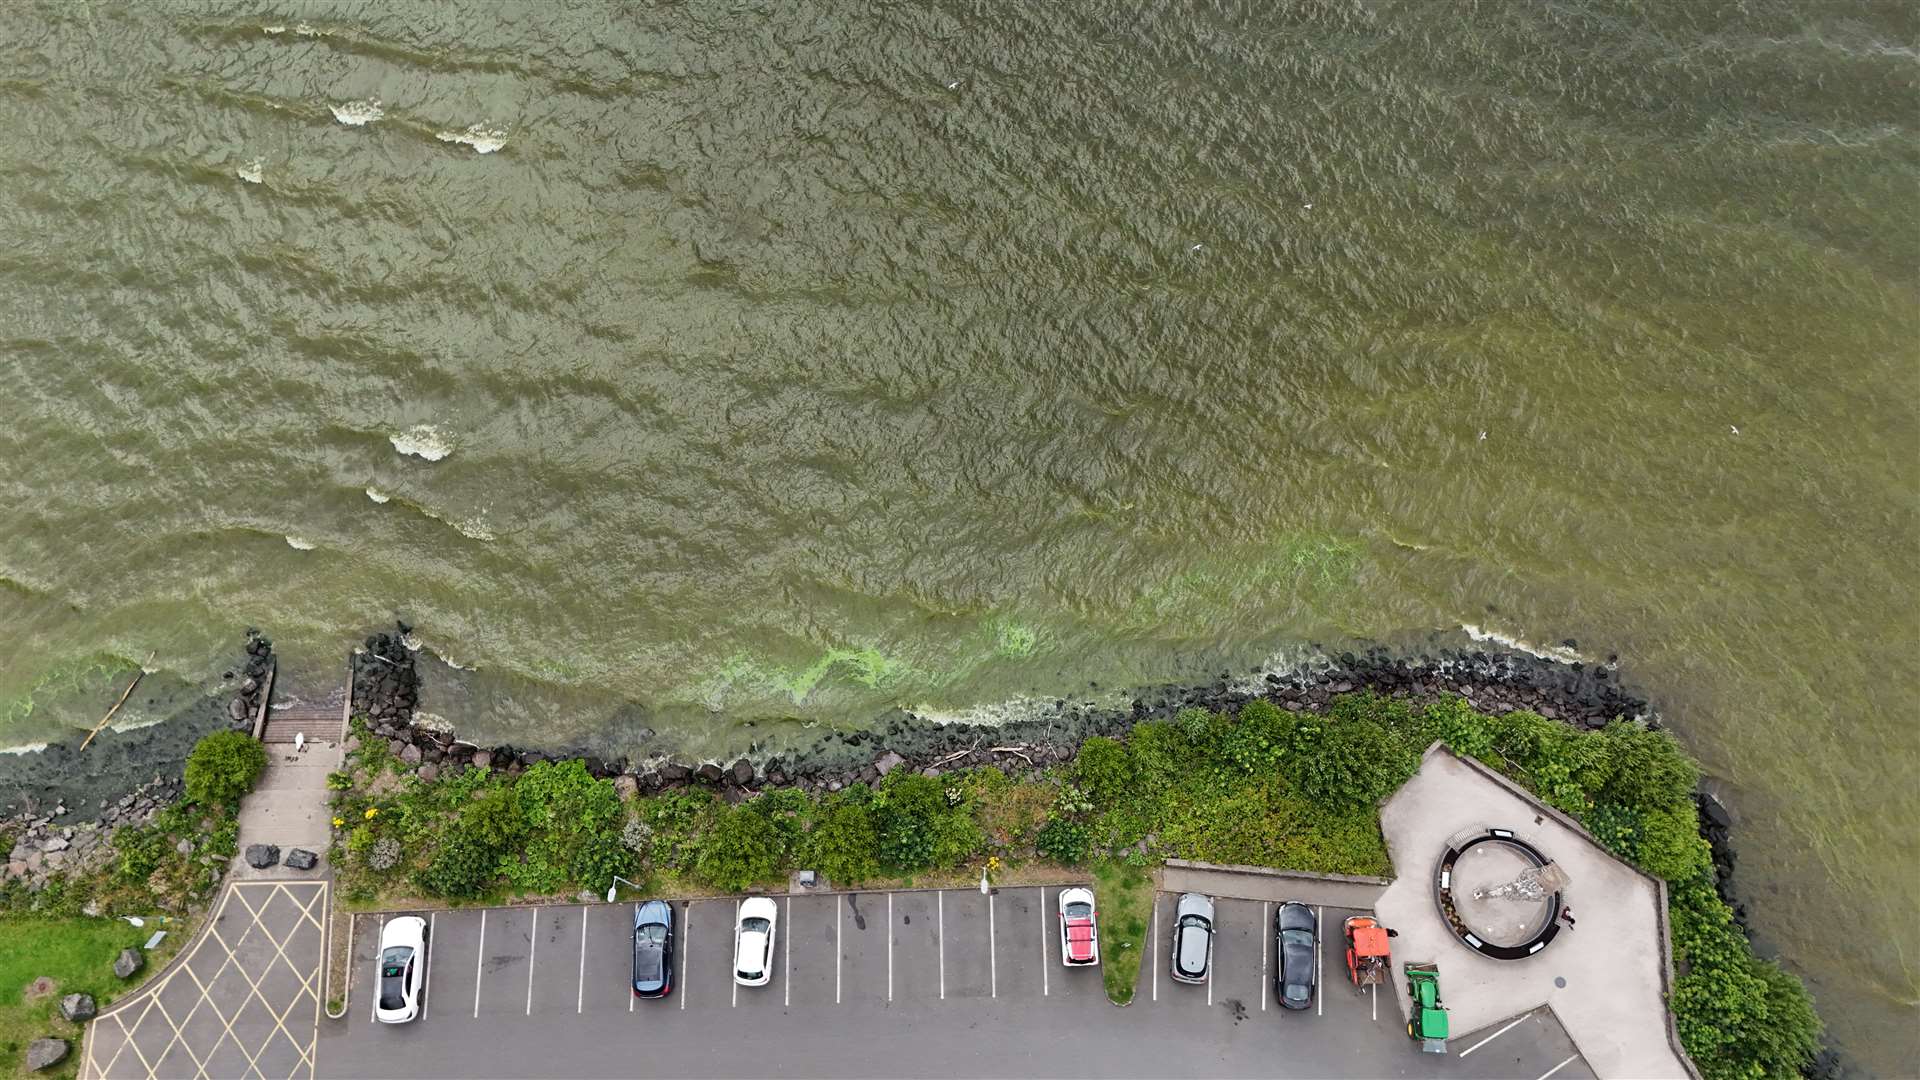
left=733, top=897, right=778, bottom=987
left=1058, top=886, right=1100, bottom=967
left=375, top=915, right=427, bottom=1023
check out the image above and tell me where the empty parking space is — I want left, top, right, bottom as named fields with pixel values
left=787, top=893, right=839, bottom=1006
left=992, top=886, right=1047, bottom=1000
left=689, top=899, right=739, bottom=1006
left=839, top=892, right=889, bottom=1005
left=584, top=902, right=636, bottom=1014
left=1444, top=1006, right=1597, bottom=1080
left=476, top=908, right=536, bottom=1017
left=943, top=890, right=993, bottom=999
left=890, top=891, right=940, bottom=1003
left=528, top=906, right=583, bottom=1016
left=1212, top=898, right=1266, bottom=1016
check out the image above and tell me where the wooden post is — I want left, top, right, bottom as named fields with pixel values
left=251, top=662, right=275, bottom=741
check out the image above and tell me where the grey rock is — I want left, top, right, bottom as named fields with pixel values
left=874, top=751, right=905, bottom=776
left=612, top=775, right=639, bottom=801
left=228, top=697, right=250, bottom=721
left=284, top=848, right=319, bottom=871
left=244, top=844, right=280, bottom=869
left=388, top=738, right=407, bottom=757
left=175, top=839, right=194, bottom=856
left=826, top=780, right=843, bottom=793
left=920, top=766, right=943, bottom=778
left=729, top=758, right=754, bottom=786
left=471, top=749, right=492, bottom=769
left=25, top=1038, right=68, bottom=1071
left=343, top=735, right=360, bottom=753
left=694, top=763, right=724, bottom=784
left=59, top=993, right=96, bottom=1021
left=399, top=742, right=422, bottom=766
left=113, top=948, right=143, bottom=979
left=1700, top=793, right=1733, bottom=830
left=39, top=836, right=69, bottom=853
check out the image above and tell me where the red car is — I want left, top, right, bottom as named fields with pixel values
left=1058, top=887, right=1100, bottom=966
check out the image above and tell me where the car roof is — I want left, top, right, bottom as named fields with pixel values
left=1175, top=923, right=1210, bottom=973
left=1175, top=893, right=1213, bottom=919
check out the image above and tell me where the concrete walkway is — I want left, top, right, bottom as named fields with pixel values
left=1161, top=859, right=1388, bottom=909
left=1375, top=746, right=1692, bottom=1079
left=232, top=738, right=341, bottom=881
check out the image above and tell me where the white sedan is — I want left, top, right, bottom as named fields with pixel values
left=733, top=897, right=778, bottom=987
left=375, top=915, right=428, bottom=1023
left=1058, top=886, right=1100, bottom=967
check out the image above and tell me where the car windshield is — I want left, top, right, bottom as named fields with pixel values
left=1065, top=902, right=1092, bottom=919
left=378, top=947, right=411, bottom=1010
left=742, top=917, right=770, bottom=934
left=637, top=924, right=666, bottom=945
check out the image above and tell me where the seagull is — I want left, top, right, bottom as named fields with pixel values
left=294, top=731, right=305, bottom=752
left=1303, top=202, right=1313, bottom=210
left=1189, top=243, right=1204, bottom=253
left=1478, top=430, right=1487, bottom=441
left=1729, top=425, right=1740, bottom=435
left=945, top=79, right=962, bottom=91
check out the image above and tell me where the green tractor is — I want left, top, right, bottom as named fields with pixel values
left=1404, top=962, right=1450, bottom=1053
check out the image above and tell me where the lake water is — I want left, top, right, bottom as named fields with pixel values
left=1, top=1, right=1913, bottom=1068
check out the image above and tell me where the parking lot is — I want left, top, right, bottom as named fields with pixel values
left=317, top=888, right=1596, bottom=1079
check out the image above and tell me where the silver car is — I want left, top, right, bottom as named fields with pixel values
left=1170, top=892, right=1214, bottom=985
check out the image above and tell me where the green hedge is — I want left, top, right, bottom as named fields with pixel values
left=184, top=730, right=267, bottom=807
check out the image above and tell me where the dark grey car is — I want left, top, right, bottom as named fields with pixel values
left=1273, top=901, right=1315, bottom=1011
left=1170, top=892, right=1214, bottom=985
left=632, top=899, right=675, bottom=999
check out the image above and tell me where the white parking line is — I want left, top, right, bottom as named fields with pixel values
left=1537, top=1054, right=1580, bottom=1080
left=473, top=910, right=486, bottom=1019
left=1206, top=909, right=1213, bottom=1007
left=526, top=912, right=538, bottom=1016
left=1261, top=902, right=1269, bottom=1011
left=938, top=890, right=946, bottom=1001
left=987, top=891, right=997, bottom=998
left=577, top=906, right=588, bottom=1014
left=1315, top=905, right=1323, bottom=1017
left=1151, top=898, right=1159, bottom=1003
left=370, top=914, right=385, bottom=1024
left=1039, top=888, right=1049, bottom=997
left=784, top=897, right=792, bottom=1008
left=835, top=896, right=843, bottom=1004
left=424, top=912, right=435, bottom=1019
left=1371, top=981, right=1377, bottom=1021
left=630, top=903, right=637, bottom=1013
left=680, top=903, right=690, bottom=1011
left=732, top=899, right=741, bottom=1009
left=1459, top=1012, right=1534, bottom=1057
left=887, top=892, right=895, bottom=1003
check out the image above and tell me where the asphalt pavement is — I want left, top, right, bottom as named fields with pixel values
left=316, top=887, right=1597, bottom=1080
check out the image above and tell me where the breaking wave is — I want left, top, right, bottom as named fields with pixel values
left=329, top=100, right=384, bottom=127
left=389, top=424, right=452, bottom=461
left=436, top=125, right=509, bottom=154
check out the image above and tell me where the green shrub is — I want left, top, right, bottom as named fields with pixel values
left=1223, top=699, right=1291, bottom=774
left=1175, top=706, right=1217, bottom=743
left=1036, top=815, right=1091, bottom=864
left=1283, top=714, right=1409, bottom=810
left=804, top=798, right=880, bottom=884
left=1124, top=721, right=1186, bottom=796
left=504, top=760, right=625, bottom=893
left=695, top=805, right=783, bottom=891
left=416, top=833, right=496, bottom=899
left=872, top=771, right=965, bottom=871
left=183, top=731, right=267, bottom=807
left=1074, top=737, right=1133, bottom=806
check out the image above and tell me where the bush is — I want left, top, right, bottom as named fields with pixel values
left=1074, top=737, right=1133, bottom=807
left=804, top=799, right=879, bottom=885
left=504, top=761, right=625, bottom=893
left=1175, top=706, right=1217, bottom=743
left=184, top=731, right=267, bottom=807
left=1283, top=715, right=1409, bottom=810
left=416, top=833, right=496, bottom=899
left=872, top=771, right=980, bottom=871
left=695, top=805, right=783, bottom=891
left=1223, top=699, right=1291, bottom=774
left=367, top=837, right=402, bottom=872
left=1036, top=815, right=1091, bottom=864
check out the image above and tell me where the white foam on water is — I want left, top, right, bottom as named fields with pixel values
left=0, top=741, right=49, bottom=755
left=364, top=486, right=391, bottom=503
left=436, top=125, right=509, bottom=154
left=236, top=158, right=264, bottom=184
left=285, top=535, right=317, bottom=550
left=400, top=632, right=423, bottom=652
left=263, top=24, right=286, bottom=34
left=329, top=100, right=384, bottom=127
left=453, top=517, right=495, bottom=541
left=389, top=424, right=452, bottom=461
left=411, top=711, right=455, bottom=734
left=1460, top=623, right=1585, bottom=664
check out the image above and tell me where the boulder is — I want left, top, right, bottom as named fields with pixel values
left=284, top=848, right=319, bottom=871
left=113, top=948, right=143, bottom=979
left=874, top=751, right=905, bottom=777
left=387, top=738, right=407, bottom=757
left=174, top=839, right=193, bottom=856
left=694, top=763, right=724, bottom=784
left=471, top=749, right=492, bottom=769
left=59, top=993, right=96, bottom=1021
left=729, top=758, right=755, bottom=786
left=612, top=775, right=639, bottom=801
left=244, top=844, right=280, bottom=869
left=659, top=763, right=692, bottom=784
left=398, top=742, right=422, bottom=766
left=39, top=835, right=69, bottom=853
left=25, top=1038, right=67, bottom=1071
left=1700, top=793, right=1733, bottom=830
left=417, top=764, right=439, bottom=783
left=228, top=697, right=250, bottom=722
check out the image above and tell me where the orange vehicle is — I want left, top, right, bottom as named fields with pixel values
left=1344, top=915, right=1398, bottom=990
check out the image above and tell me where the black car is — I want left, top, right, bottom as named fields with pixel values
left=1273, top=901, right=1316, bottom=1011
left=632, top=899, right=675, bottom=998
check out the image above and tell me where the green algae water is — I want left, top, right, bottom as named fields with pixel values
left=1, top=0, right=1914, bottom=1066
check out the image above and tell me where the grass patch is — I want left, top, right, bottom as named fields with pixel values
left=0, top=917, right=169, bottom=1079
left=1092, top=859, right=1154, bottom=1005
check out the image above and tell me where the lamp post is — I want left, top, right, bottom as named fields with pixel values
left=604, top=875, right=645, bottom=903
